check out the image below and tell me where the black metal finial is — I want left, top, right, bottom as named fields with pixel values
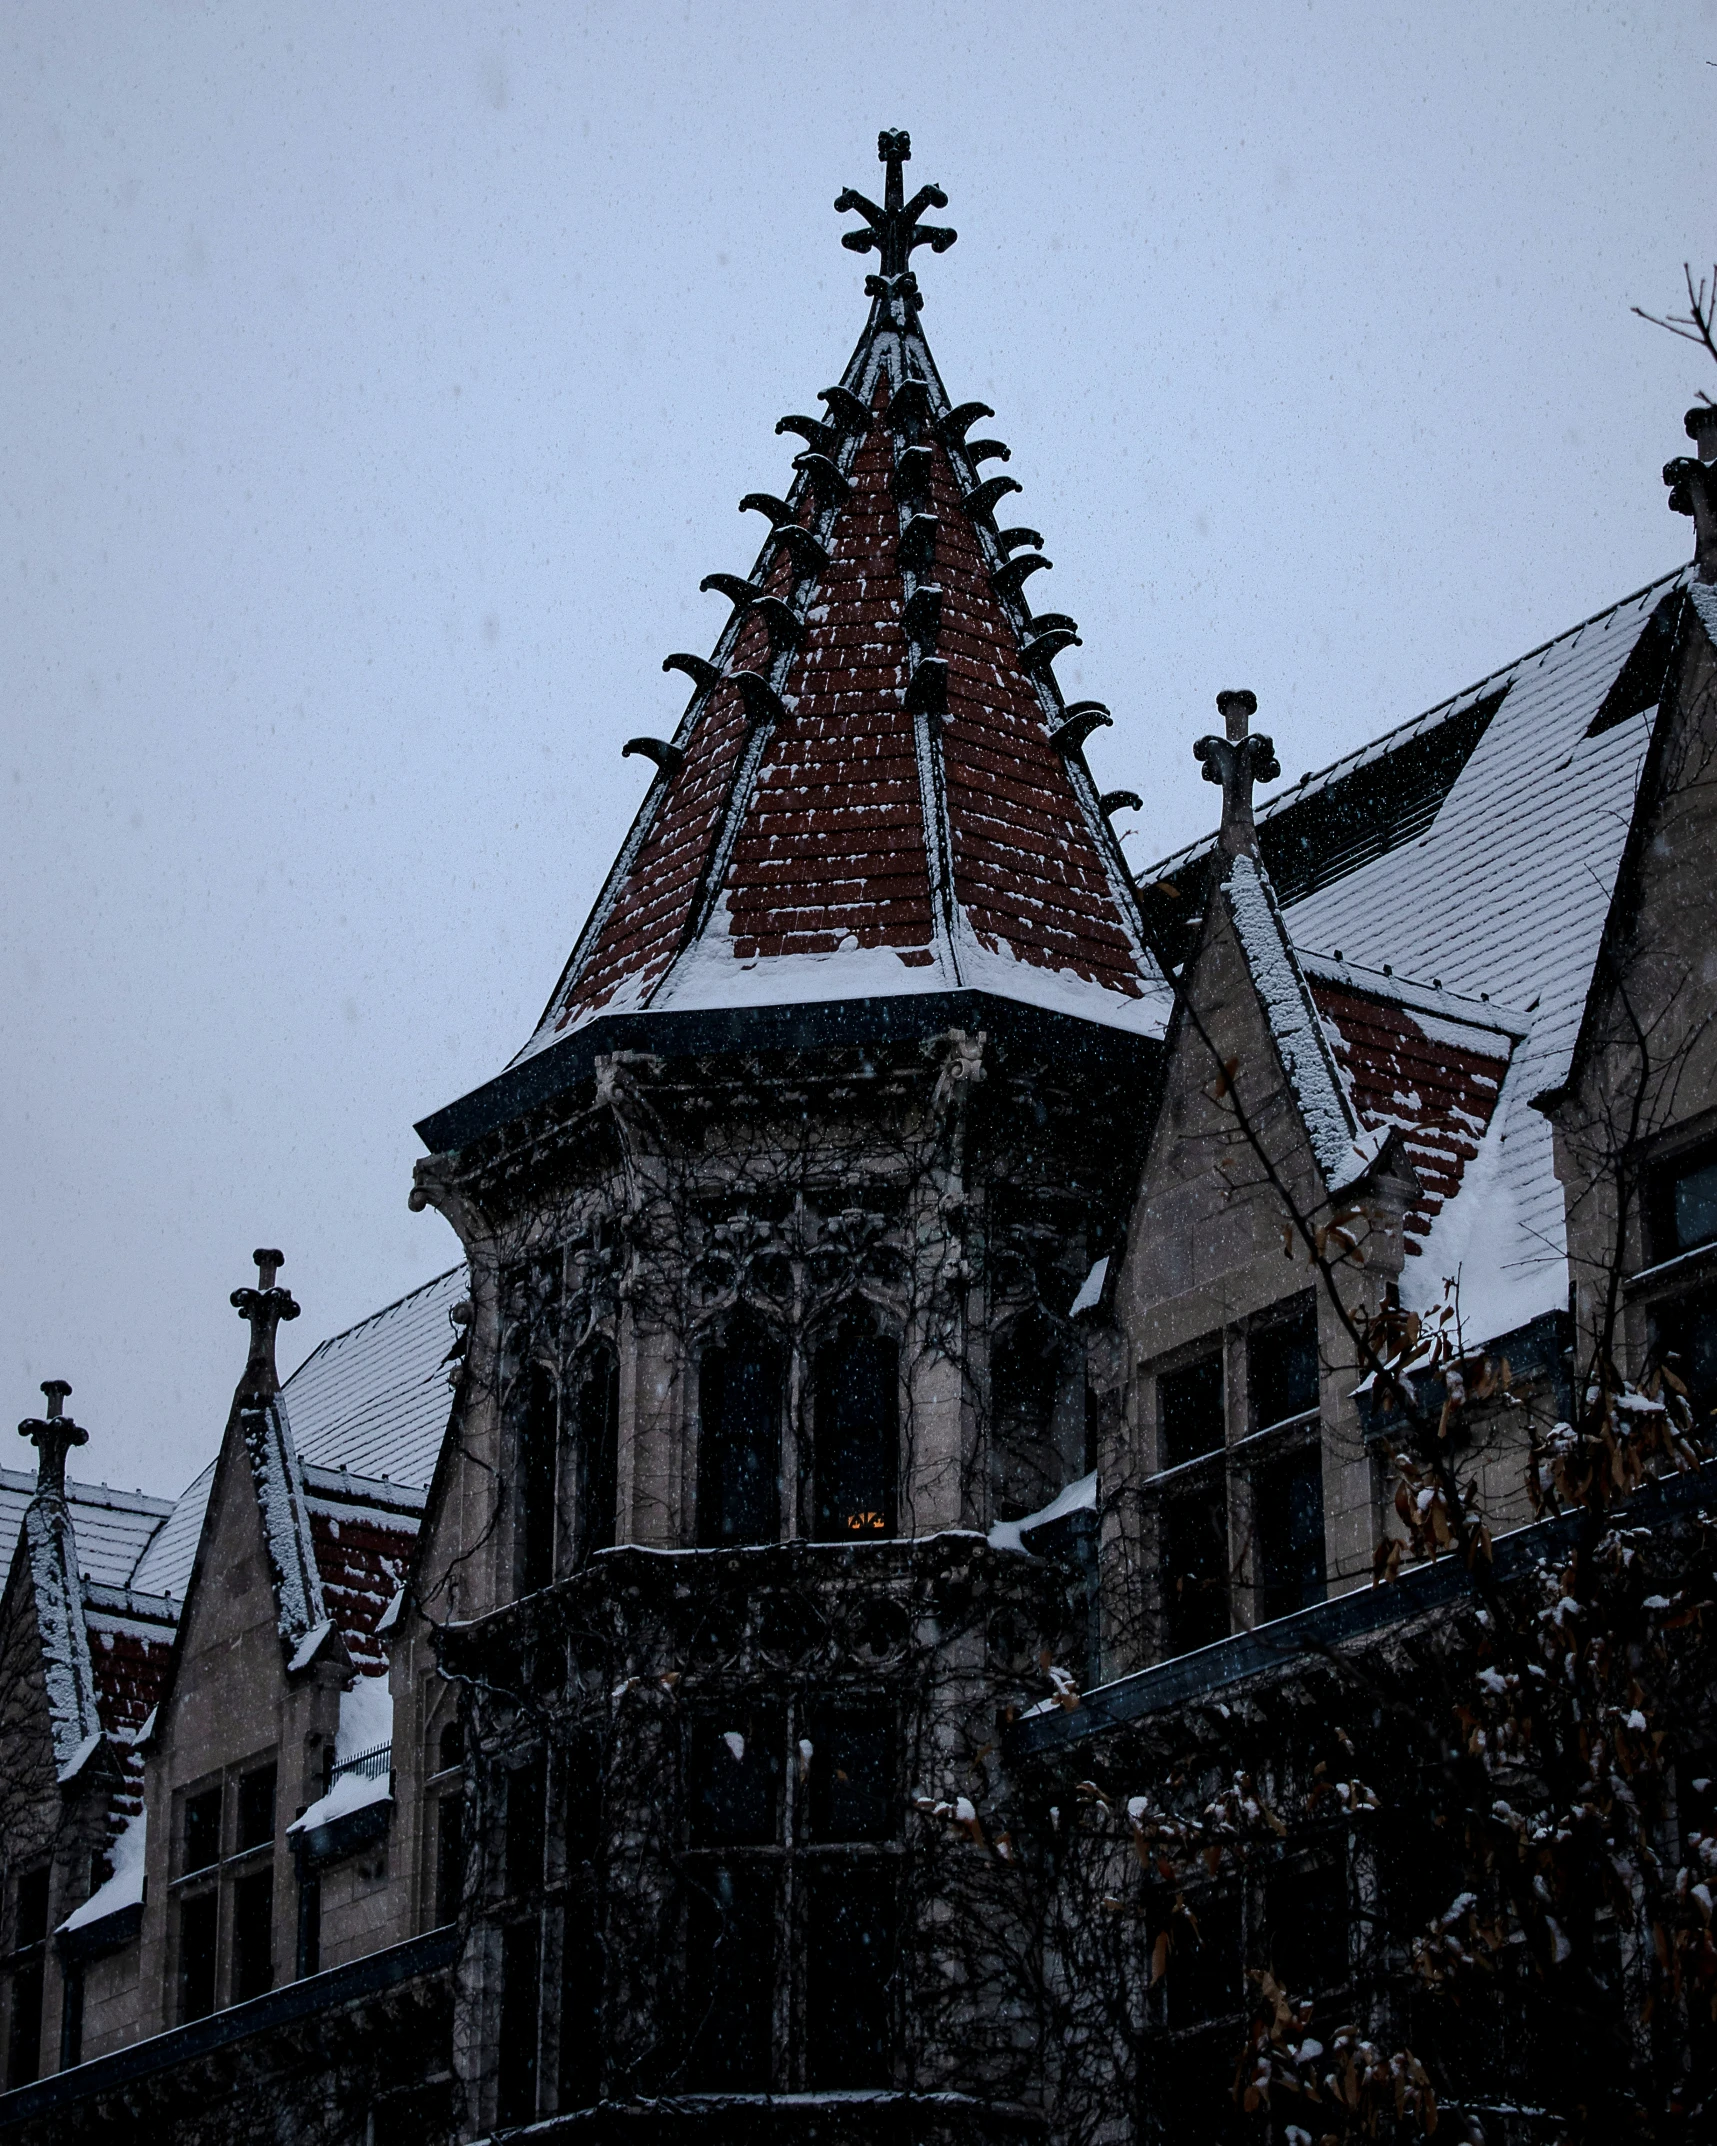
left=1194, top=691, right=1281, bottom=859
left=835, top=128, right=956, bottom=303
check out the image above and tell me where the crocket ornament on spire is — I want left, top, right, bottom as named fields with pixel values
left=1194, top=690, right=1281, bottom=859
left=231, top=1248, right=300, bottom=1406
left=836, top=129, right=956, bottom=324
left=18, top=1379, right=89, bottom=1500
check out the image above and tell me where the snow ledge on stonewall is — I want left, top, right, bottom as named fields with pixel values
left=988, top=1471, right=1098, bottom=1554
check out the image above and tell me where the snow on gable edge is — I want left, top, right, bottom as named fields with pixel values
left=1221, top=852, right=1379, bottom=1193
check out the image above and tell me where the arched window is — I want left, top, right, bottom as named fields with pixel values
left=697, top=1319, right=783, bottom=1547
left=517, top=1361, right=558, bottom=1593
left=574, top=1346, right=620, bottom=1566
left=812, top=1325, right=898, bottom=1542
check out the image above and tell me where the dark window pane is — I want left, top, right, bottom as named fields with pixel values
left=497, top=1917, right=541, bottom=2126
left=233, top=1868, right=273, bottom=2001
left=13, top=1870, right=48, bottom=1951
left=698, top=1332, right=783, bottom=1547
left=688, top=1711, right=783, bottom=1847
left=7, top=1959, right=42, bottom=2087
left=178, top=1891, right=218, bottom=2023
left=1255, top=1444, right=1326, bottom=1622
left=683, top=1865, right=775, bottom=2090
left=1659, top=1289, right=1717, bottom=1431
left=434, top=1794, right=465, bottom=1927
left=437, top=1718, right=463, bottom=1774
left=518, top=1362, right=557, bottom=1593
left=1268, top=1859, right=1349, bottom=1995
left=1249, top=1295, right=1319, bottom=1429
left=992, top=1322, right=1060, bottom=1521
left=184, top=1785, right=222, bottom=1874
left=237, top=1764, right=276, bottom=1853
left=565, top=1727, right=603, bottom=1870
left=575, top=1350, right=620, bottom=1565
left=1165, top=1890, right=1241, bottom=2026
left=1160, top=1480, right=1230, bottom=1654
left=805, top=1702, right=896, bottom=1843
left=1159, top=1352, right=1223, bottom=1469
left=813, top=1331, right=898, bottom=1541
left=505, top=1753, right=547, bottom=1899
left=804, top=1866, right=896, bottom=2089
left=1672, top=1152, right=1717, bottom=1254
left=559, top=1907, right=602, bottom=2109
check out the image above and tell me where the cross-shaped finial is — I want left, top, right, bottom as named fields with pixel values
left=1194, top=689, right=1281, bottom=857
left=18, top=1378, right=89, bottom=1499
left=230, top=1247, right=300, bottom=1401
left=835, top=128, right=957, bottom=299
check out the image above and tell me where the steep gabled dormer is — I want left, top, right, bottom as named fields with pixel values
left=1103, top=694, right=1417, bottom=1676
left=135, top=1253, right=350, bottom=2038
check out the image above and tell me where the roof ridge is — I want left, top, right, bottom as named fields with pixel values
left=1144, top=565, right=1689, bottom=885
left=284, top=1264, right=465, bottom=1382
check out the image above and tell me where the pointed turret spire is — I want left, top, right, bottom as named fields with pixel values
left=421, top=136, right=1168, bottom=1151
left=18, top=1378, right=89, bottom=1500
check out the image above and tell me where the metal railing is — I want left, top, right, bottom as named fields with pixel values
left=329, top=1741, right=392, bottom=1784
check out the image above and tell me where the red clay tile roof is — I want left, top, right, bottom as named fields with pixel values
left=307, top=1501, right=417, bottom=1677
left=1310, top=976, right=1513, bottom=1260
left=87, top=1612, right=174, bottom=1740
left=513, top=179, right=1161, bottom=1067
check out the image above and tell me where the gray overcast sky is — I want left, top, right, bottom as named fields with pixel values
left=3, top=1, right=1714, bottom=1499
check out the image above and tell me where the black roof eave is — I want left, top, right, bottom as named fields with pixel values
left=415, top=989, right=1163, bottom=1156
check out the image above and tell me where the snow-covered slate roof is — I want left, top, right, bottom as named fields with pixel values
left=0, top=1468, right=170, bottom=1589
left=281, top=1267, right=465, bottom=1492
left=127, top=1462, right=214, bottom=1601
left=501, top=152, right=1163, bottom=1079
left=1145, top=570, right=1689, bottom=1344
left=1218, top=850, right=1381, bottom=1194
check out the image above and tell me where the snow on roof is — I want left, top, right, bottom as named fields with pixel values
left=24, top=1497, right=103, bottom=1776
left=0, top=1468, right=170, bottom=1590
left=83, top=1582, right=177, bottom=1742
left=307, top=1494, right=419, bottom=1677
left=1220, top=851, right=1381, bottom=1194
left=1312, top=975, right=1512, bottom=1274
left=59, top=1808, right=146, bottom=1934
left=242, top=1391, right=326, bottom=1649
left=1147, top=569, right=1689, bottom=1346
left=281, top=1267, right=465, bottom=1491
left=127, top=1462, right=214, bottom=1601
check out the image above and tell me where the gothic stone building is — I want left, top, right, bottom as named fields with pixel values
left=1, top=135, right=1714, bottom=2145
